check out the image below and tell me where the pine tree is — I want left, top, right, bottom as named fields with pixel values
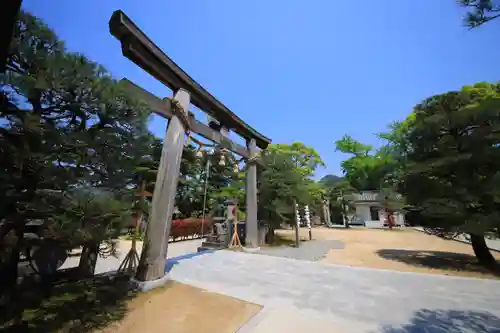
left=0, top=10, right=149, bottom=284
left=400, top=82, right=500, bottom=268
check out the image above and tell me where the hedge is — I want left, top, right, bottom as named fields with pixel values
left=170, top=218, right=213, bottom=241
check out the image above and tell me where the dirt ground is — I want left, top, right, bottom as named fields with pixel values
left=276, top=227, right=500, bottom=279
left=97, top=281, right=261, bottom=333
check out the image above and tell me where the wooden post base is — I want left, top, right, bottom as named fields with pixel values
left=229, top=221, right=242, bottom=249
left=118, top=246, right=140, bottom=275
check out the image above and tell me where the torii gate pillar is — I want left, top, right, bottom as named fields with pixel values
left=135, top=89, right=190, bottom=285
left=245, top=139, right=259, bottom=250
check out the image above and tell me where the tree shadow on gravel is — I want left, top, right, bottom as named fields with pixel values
left=0, top=274, right=136, bottom=333
left=376, top=249, right=500, bottom=277
left=381, top=309, right=500, bottom=333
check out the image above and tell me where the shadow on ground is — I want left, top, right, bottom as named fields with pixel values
left=264, top=233, right=306, bottom=247
left=381, top=309, right=500, bottom=333
left=165, top=249, right=215, bottom=273
left=0, top=274, right=136, bottom=333
left=376, top=249, right=500, bottom=277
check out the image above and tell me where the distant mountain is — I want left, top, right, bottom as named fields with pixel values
left=319, top=174, right=343, bottom=188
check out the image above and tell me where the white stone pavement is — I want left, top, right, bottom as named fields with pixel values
left=455, top=235, right=500, bottom=252
left=169, top=250, right=500, bottom=333
left=60, top=238, right=203, bottom=274
left=412, top=227, right=500, bottom=252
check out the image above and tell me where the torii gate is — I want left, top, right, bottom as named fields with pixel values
left=109, top=10, right=271, bottom=286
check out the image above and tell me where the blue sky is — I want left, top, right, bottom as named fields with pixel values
left=22, top=1, right=499, bottom=178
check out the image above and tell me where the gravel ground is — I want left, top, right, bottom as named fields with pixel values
left=257, top=239, right=344, bottom=262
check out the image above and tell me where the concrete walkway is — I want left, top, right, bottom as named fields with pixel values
left=169, top=250, right=500, bottom=333
left=257, top=239, right=344, bottom=262
left=59, top=238, right=203, bottom=274
left=455, top=235, right=500, bottom=252
left=412, top=227, right=500, bottom=252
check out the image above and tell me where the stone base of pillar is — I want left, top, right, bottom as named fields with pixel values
left=241, top=246, right=261, bottom=253
left=130, top=273, right=170, bottom=292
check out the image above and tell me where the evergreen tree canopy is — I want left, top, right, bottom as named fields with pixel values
left=0, top=10, right=149, bottom=253
left=335, top=135, right=394, bottom=191
left=399, top=82, right=500, bottom=237
left=459, top=0, right=500, bottom=28
left=259, top=143, right=325, bottom=227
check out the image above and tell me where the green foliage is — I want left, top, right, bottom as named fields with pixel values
left=323, top=178, right=357, bottom=226
left=1, top=275, right=135, bottom=332
left=175, top=146, right=241, bottom=218
left=458, top=0, right=500, bottom=28
left=259, top=143, right=325, bottom=228
left=306, top=180, right=327, bottom=206
left=335, top=134, right=373, bottom=156
left=319, top=174, right=343, bottom=188
left=130, top=135, right=243, bottom=219
left=138, top=139, right=325, bottom=226
left=335, top=135, right=394, bottom=191
left=124, top=230, right=146, bottom=242
left=0, top=10, right=149, bottom=267
left=376, top=116, right=416, bottom=187
left=376, top=187, right=406, bottom=213
left=0, top=11, right=330, bottom=277
left=399, top=82, right=500, bottom=236
left=49, top=189, right=132, bottom=255
left=269, top=142, right=325, bottom=177
left=174, top=144, right=206, bottom=218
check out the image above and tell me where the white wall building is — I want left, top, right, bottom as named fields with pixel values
left=343, top=191, right=405, bottom=228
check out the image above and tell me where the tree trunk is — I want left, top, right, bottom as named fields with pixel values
left=344, top=215, right=350, bottom=228
left=293, top=199, right=300, bottom=248
left=388, top=213, right=394, bottom=229
left=0, top=221, right=15, bottom=240
left=0, top=224, right=22, bottom=305
left=0, top=0, right=22, bottom=73
left=265, top=225, right=275, bottom=244
left=294, top=223, right=300, bottom=247
left=78, top=242, right=99, bottom=276
left=470, top=234, right=497, bottom=269
left=342, top=204, right=350, bottom=228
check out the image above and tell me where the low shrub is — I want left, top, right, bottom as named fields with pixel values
left=170, top=218, right=213, bottom=241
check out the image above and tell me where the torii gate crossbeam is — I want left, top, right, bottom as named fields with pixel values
left=108, top=10, right=271, bottom=288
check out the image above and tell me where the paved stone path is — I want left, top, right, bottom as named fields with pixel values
left=412, top=227, right=500, bottom=252
left=169, top=250, right=500, bottom=333
left=455, top=235, right=500, bottom=252
left=59, top=238, right=203, bottom=275
left=257, top=239, right=343, bottom=262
